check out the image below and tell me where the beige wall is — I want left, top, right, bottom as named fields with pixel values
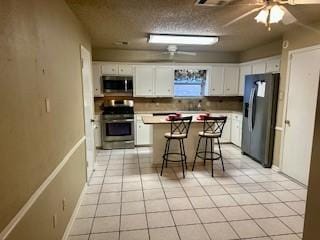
left=239, top=39, right=283, bottom=62
left=303, top=82, right=320, bottom=239
left=93, top=48, right=240, bottom=63
left=272, top=22, right=320, bottom=167
left=0, top=0, right=90, bottom=239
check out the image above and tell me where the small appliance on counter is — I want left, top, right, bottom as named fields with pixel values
left=242, top=73, right=280, bottom=167
left=101, top=100, right=134, bottom=149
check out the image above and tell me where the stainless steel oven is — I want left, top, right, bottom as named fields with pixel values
left=101, top=100, right=134, bottom=149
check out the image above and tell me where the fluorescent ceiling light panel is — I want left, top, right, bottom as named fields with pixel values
left=148, top=34, right=219, bottom=45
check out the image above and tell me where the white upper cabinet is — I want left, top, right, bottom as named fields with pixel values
left=239, top=64, right=252, bottom=96
left=155, top=67, right=174, bottom=97
left=119, top=64, right=134, bottom=76
left=101, top=63, right=134, bottom=76
left=266, top=59, right=280, bottom=73
left=101, top=63, right=118, bottom=75
left=252, top=62, right=266, bottom=74
left=210, top=66, right=224, bottom=96
left=224, top=66, right=239, bottom=96
left=209, top=66, right=239, bottom=96
left=135, top=66, right=154, bottom=97
left=92, top=63, right=103, bottom=97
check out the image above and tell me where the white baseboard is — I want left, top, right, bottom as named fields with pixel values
left=62, top=184, right=87, bottom=240
left=272, top=165, right=280, bottom=172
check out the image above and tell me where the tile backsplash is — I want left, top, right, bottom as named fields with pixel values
left=95, top=97, right=243, bottom=113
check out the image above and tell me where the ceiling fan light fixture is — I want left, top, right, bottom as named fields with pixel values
left=148, top=34, right=219, bottom=45
left=255, top=9, right=269, bottom=24
left=269, top=5, right=285, bottom=24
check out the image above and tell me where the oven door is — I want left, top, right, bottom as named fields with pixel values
left=102, top=118, right=134, bottom=141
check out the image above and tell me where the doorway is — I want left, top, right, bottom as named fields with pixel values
left=80, top=45, right=96, bottom=180
left=281, top=45, right=320, bottom=185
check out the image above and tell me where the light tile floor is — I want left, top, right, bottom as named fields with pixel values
left=69, top=145, right=307, bottom=240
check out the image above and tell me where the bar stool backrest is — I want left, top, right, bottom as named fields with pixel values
left=170, top=116, right=193, bottom=137
left=203, top=116, right=227, bottom=137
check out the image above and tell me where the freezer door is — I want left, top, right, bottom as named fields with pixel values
left=250, top=74, right=279, bottom=167
left=241, top=76, right=256, bottom=155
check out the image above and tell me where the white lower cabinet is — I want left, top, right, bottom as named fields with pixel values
left=231, top=113, right=243, bottom=147
left=135, top=115, right=153, bottom=145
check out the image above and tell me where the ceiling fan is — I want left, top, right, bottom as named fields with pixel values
left=223, top=0, right=320, bottom=31
left=160, top=45, right=197, bottom=58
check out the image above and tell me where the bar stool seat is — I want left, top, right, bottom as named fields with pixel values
left=198, top=131, right=220, bottom=138
left=164, top=132, right=187, bottom=139
left=161, top=116, right=193, bottom=178
left=192, top=116, right=227, bottom=177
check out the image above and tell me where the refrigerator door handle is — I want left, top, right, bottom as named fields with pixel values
left=248, top=87, right=255, bottom=132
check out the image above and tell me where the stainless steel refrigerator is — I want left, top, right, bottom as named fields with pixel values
left=242, top=73, right=280, bottom=167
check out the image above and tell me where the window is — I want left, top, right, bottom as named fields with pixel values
left=174, top=69, right=207, bottom=97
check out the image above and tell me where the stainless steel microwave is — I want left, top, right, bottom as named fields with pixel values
left=102, top=76, right=133, bottom=96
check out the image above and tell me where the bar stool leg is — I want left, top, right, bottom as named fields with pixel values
left=179, top=139, right=185, bottom=178
left=217, top=138, right=225, bottom=172
left=210, top=137, right=214, bottom=177
left=181, top=139, right=187, bottom=169
left=192, top=137, right=201, bottom=171
left=166, top=139, right=171, bottom=168
left=204, top=137, right=208, bottom=166
left=161, top=139, right=169, bottom=176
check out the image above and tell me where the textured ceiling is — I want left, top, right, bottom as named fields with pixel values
left=66, top=0, right=320, bottom=52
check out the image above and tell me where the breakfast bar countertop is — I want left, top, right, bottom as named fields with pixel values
left=142, top=115, right=210, bottom=124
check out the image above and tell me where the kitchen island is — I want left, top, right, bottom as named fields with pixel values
left=142, top=113, right=230, bottom=165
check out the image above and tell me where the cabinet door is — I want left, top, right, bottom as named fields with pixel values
left=252, top=62, right=266, bottom=74
left=92, top=63, right=103, bottom=97
left=224, top=66, right=239, bottom=96
left=231, top=119, right=241, bottom=147
left=119, top=65, right=133, bottom=76
left=221, top=115, right=231, bottom=143
left=266, top=59, right=280, bottom=73
left=239, top=65, right=252, bottom=96
left=210, top=66, right=224, bottom=96
left=101, top=64, right=118, bottom=75
left=136, top=120, right=152, bottom=145
left=155, top=67, right=173, bottom=97
left=135, top=66, right=154, bottom=97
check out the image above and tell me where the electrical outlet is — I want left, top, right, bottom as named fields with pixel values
left=62, top=198, right=66, bottom=211
left=53, top=214, right=57, bottom=228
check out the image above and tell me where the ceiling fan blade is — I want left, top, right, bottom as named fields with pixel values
left=176, top=51, right=197, bottom=56
left=286, top=0, right=320, bottom=5
left=280, top=6, right=297, bottom=25
left=223, top=5, right=266, bottom=27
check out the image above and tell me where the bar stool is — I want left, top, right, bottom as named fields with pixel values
left=161, top=116, right=193, bottom=178
left=192, top=116, right=227, bottom=177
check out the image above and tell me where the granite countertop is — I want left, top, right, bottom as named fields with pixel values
left=136, top=110, right=242, bottom=115
left=142, top=115, right=200, bottom=124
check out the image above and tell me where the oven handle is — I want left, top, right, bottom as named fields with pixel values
left=104, top=119, right=134, bottom=123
